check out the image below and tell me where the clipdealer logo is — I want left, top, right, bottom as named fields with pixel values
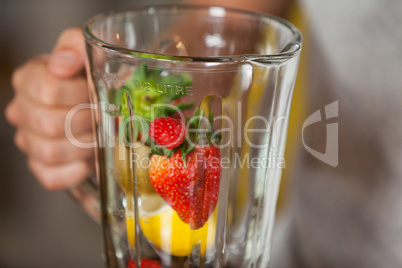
left=302, top=101, right=339, bottom=167
left=64, top=101, right=339, bottom=168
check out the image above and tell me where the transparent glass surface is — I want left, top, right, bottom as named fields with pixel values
left=83, top=5, right=301, bottom=268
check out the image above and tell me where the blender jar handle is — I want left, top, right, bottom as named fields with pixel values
left=67, top=176, right=101, bottom=224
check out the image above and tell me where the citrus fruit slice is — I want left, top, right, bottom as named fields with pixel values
left=139, top=194, right=217, bottom=257
left=114, top=141, right=216, bottom=256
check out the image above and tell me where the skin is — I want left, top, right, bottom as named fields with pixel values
left=6, top=28, right=94, bottom=191
left=5, top=1, right=291, bottom=191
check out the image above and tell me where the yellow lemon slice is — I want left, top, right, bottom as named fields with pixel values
left=139, top=195, right=217, bottom=257
left=126, top=216, right=136, bottom=248
left=126, top=193, right=217, bottom=257
left=115, top=141, right=216, bottom=256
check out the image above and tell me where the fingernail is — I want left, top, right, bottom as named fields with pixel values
left=49, top=50, right=76, bottom=72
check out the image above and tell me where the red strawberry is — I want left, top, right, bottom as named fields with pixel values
left=149, top=145, right=221, bottom=229
left=128, top=258, right=161, bottom=268
left=141, top=259, right=161, bottom=268
left=128, top=259, right=136, bottom=268
left=149, top=117, right=186, bottom=149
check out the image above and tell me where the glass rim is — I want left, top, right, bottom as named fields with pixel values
left=83, top=4, right=302, bottom=63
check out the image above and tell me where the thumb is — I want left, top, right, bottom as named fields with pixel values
left=48, top=27, right=87, bottom=78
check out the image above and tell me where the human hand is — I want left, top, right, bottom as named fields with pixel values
left=6, top=28, right=94, bottom=191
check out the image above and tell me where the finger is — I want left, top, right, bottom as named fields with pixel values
left=28, top=158, right=93, bottom=191
left=5, top=97, right=20, bottom=127
left=15, top=129, right=94, bottom=166
left=14, top=128, right=27, bottom=154
left=11, top=56, right=89, bottom=107
left=48, top=27, right=87, bottom=78
left=12, top=93, right=92, bottom=138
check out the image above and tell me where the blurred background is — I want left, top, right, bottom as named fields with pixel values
left=0, top=0, right=305, bottom=267
left=0, top=1, right=167, bottom=267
